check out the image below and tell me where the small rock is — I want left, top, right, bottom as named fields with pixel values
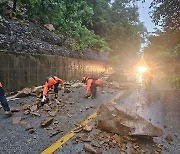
left=44, top=24, right=55, bottom=31
left=165, top=134, right=173, bottom=142
left=64, top=88, right=71, bottom=93
left=48, top=111, right=57, bottom=117
left=41, top=117, right=54, bottom=128
left=12, top=117, right=22, bottom=124
left=74, top=127, right=83, bottom=133
left=45, top=127, right=54, bottom=130
left=27, top=138, right=32, bottom=143
left=23, top=123, right=33, bottom=131
left=163, top=125, right=167, bottom=128
left=113, top=134, right=121, bottom=143
left=24, top=110, right=30, bottom=115
left=49, top=129, right=63, bottom=137
left=84, top=144, right=97, bottom=154
left=43, top=104, right=51, bottom=111
left=79, top=134, right=91, bottom=142
left=83, top=125, right=93, bottom=132
left=53, top=121, right=59, bottom=125
left=31, top=111, right=41, bottom=117
left=90, top=105, right=96, bottom=109
left=28, top=128, right=35, bottom=134
left=30, top=105, right=38, bottom=112
left=22, top=104, right=30, bottom=110
left=11, top=109, right=20, bottom=112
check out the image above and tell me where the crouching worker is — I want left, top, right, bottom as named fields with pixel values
left=41, top=76, right=64, bottom=104
left=82, top=77, right=103, bottom=99
left=0, top=82, right=12, bottom=116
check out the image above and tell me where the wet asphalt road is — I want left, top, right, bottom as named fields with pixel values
left=0, top=86, right=118, bottom=154
left=114, top=77, right=180, bottom=154
left=0, top=79, right=179, bottom=154
left=55, top=79, right=180, bottom=154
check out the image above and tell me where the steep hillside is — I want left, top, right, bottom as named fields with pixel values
left=0, top=18, right=108, bottom=61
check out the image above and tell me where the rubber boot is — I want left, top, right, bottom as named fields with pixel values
left=5, top=111, right=12, bottom=116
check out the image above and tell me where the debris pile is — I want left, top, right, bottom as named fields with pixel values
left=72, top=124, right=163, bottom=153
left=7, top=80, right=84, bottom=136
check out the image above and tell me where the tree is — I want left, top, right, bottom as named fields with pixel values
left=147, top=0, right=180, bottom=30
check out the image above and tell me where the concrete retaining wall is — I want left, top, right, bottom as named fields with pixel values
left=0, top=52, right=107, bottom=91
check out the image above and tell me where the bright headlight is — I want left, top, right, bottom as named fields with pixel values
left=137, top=66, right=147, bottom=73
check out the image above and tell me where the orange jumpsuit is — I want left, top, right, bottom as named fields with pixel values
left=85, top=78, right=103, bottom=95
left=43, top=76, right=64, bottom=96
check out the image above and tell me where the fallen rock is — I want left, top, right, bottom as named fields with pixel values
left=49, top=129, right=63, bottom=137
left=84, top=144, right=97, bottom=154
left=23, top=123, right=33, bottom=131
left=24, top=110, right=30, bottom=115
left=45, top=126, right=54, bottom=130
left=43, top=104, right=51, bottom=111
left=41, top=117, right=54, bottom=128
left=74, top=127, right=83, bottom=133
left=30, top=105, right=38, bottom=112
left=97, top=103, right=163, bottom=137
left=44, top=24, right=55, bottom=31
left=165, top=134, right=173, bottom=142
left=17, top=88, right=32, bottom=98
left=11, top=108, right=20, bottom=112
left=83, top=125, right=93, bottom=132
left=50, top=102, right=59, bottom=111
left=22, top=104, right=30, bottom=110
left=28, top=128, right=35, bottom=134
left=31, top=86, right=43, bottom=94
left=112, top=134, right=121, bottom=143
left=13, top=117, right=22, bottom=124
left=48, top=111, right=57, bottom=117
left=31, top=111, right=41, bottom=117
left=64, top=88, right=71, bottom=93
left=78, top=134, right=91, bottom=142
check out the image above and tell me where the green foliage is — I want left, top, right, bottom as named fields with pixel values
left=149, top=0, right=180, bottom=30
left=17, top=0, right=145, bottom=55
left=18, top=0, right=111, bottom=52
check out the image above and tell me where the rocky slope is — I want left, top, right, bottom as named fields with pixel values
left=0, top=17, right=108, bottom=61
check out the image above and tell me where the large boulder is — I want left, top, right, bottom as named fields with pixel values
left=97, top=103, right=163, bottom=137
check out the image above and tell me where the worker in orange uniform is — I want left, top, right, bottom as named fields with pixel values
left=0, top=82, right=12, bottom=116
left=82, top=77, right=103, bottom=99
left=41, top=75, right=64, bottom=103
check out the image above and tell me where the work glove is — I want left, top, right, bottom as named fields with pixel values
left=41, top=96, right=46, bottom=102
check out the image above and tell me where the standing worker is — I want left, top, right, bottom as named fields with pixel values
left=0, top=82, right=12, bottom=116
left=41, top=75, right=64, bottom=103
left=82, top=77, right=103, bottom=99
